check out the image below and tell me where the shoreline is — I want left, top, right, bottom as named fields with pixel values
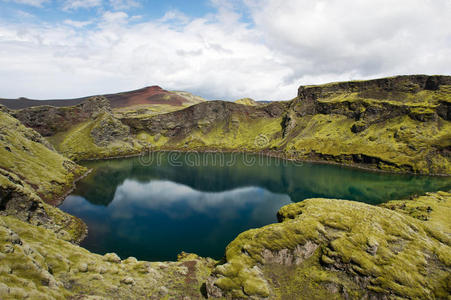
left=51, top=168, right=93, bottom=207
left=73, top=147, right=451, bottom=178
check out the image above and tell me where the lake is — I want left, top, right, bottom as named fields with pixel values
left=60, top=152, right=451, bottom=261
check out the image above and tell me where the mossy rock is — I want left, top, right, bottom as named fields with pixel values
left=0, top=215, right=216, bottom=299
left=207, top=192, right=451, bottom=299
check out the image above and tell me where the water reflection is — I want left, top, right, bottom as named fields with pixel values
left=60, top=153, right=451, bottom=261
left=61, top=180, right=290, bottom=261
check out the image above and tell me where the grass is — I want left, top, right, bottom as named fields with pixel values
left=48, top=113, right=143, bottom=161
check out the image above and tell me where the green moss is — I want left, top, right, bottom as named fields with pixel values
left=234, top=98, right=259, bottom=106
left=208, top=192, right=451, bottom=299
left=0, top=215, right=216, bottom=299
left=49, top=113, right=143, bottom=161
left=282, top=114, right=451, bottom=174
left=162, top=116, right=284, bottom=152
left=0, top=111, right=86, bottom=201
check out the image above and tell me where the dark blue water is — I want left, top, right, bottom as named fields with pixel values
left=60, top=153, right=451, bottom=261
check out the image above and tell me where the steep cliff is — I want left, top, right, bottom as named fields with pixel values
left=280, top=75, right=451, bottom=174
left=0, top=110, right=87, bottom=243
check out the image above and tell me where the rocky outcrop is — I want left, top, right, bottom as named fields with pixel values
left=297, top=75, right=451, bottom=103
left=50, top=111, right=141, bottom=161
left=0, top=110, right=87, bottom=243
left=291, top=75, right=451, bottom=125
left=90, top=113, right=131, bottom=147
left=206, top=191, right=451, bottom=299
left=12, top=96, right=111, bottom=136
left=274, top=75, right=451, bottom=175
left=0, top=110, right=86, bottom=202
left=0, top=170, right=86, bottom=243
left=0, top=214, right=216, bottom=299
left=122, top=100, right=289, bottom=137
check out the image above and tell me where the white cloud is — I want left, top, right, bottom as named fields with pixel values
left=4, top=0, right=49, bottom=7
left=0, top=0, right=450, bottom=100
left=64, top=19, right=94, bottom=28
left=109, top=0, right=140, bottom=10
left=245, top=0, right=451, bottom=85
left=101, top=11, right=129, bottom=24
left=109, top=180, right=291, bottom=220
left=62, top=0, right=103, bottom=10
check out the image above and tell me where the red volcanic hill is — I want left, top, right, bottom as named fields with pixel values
left=0, top=86, right=205, bottom=110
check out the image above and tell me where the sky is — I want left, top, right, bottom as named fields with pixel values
left=0, top=0, right=450, bottom=101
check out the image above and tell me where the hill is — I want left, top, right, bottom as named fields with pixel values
left=0, top=86, right=205, bottom=110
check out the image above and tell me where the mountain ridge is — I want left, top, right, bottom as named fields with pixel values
left=0, top=85, right=206, bottom=110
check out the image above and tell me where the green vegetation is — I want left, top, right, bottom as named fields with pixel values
left=283, top=113, right=451, bottom=174
left=0, top=215, right=216, bottom=299
left=0, top=111, right=86, bottom=201
left=207, top=192, right=451, bottom=299
left=0, top=110, right=87, bottom=243
left=48, top=113, right=143, bottom=161
left=175, top=116, right=284, bottom=151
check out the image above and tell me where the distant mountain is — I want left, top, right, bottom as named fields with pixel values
left=0, top=86, right=206, bottom=110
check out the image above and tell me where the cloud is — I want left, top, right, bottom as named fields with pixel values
left=109, top=179, right=291, bottom=220
left=62, top=0, right=103, bottom=10
left=4, top=0, right=49, bottom=7
left=245, top=0, right=451, bottom=85
left=101, top=10, right=129, bottom=24
left=0, top=0, right=450, bottom=100
left=64, top=19, right=94, bottom=28
left=109, top=0, right=140, bottom=10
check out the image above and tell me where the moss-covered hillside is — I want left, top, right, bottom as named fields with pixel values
left=206, top=191, right=451, bottom=299
left=0, top=109, right=86, bottom=203
left=121, top=75, right=451, bottom=175
left=0, top=109, right=88, bottom=243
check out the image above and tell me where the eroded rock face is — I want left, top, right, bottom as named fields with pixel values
left=122, top=100, right=289, bottom=137
left=261, top=241, right=318, bottom=266
left=206, top=192, right=451, bottom=299
left=291, top=75, right=451, bottom=124
left=13, top=96, right=111, bottom=136
left=90, top=113, right=131, bottom=147
left=297, top=75, right=451, bottom=102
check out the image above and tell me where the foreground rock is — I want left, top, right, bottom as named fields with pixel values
left=206, top=191, right=451, bottom=299
left=0, top=190, right=449, bottom=299
left=0, top=215, right=216, bottom=299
